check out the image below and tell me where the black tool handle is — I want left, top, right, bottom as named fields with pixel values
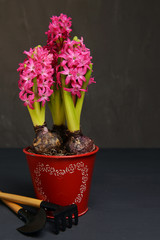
left=40, top=201, right=61, bottom=211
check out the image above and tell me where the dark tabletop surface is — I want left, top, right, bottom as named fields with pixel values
left=0, top=148, right=160, bottom=240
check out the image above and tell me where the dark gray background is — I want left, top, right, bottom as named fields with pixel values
left=0, top=0, right=160, bottom=148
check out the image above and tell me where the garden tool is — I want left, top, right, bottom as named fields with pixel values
left=1, top=198, right=46, bottom=235
left=0, top=191, right=78, bottom=234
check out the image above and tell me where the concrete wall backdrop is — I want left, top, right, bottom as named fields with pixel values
left=0, top=0, right=160, bottom=148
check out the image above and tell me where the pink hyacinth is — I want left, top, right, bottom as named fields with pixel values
left=45, top=14, right=72, bottom=87
left=45, top=14, right=72, bottom=50
left=58, top=38, right=94, bottom=98
left=17, top=46, right=54, bottom=109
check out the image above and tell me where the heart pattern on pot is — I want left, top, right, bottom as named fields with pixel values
left=33, top=161, right=89, bottom=204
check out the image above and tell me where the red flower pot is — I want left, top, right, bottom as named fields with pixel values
left=23, top=146, right=99, bottom=216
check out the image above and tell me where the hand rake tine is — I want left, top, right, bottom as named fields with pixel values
left=61, top=214, right=67, bottom=231
left=70, top=204, right=78, bottom=225
left=67, top=213, right=72, bottom=228
left=73, top=209, right=78, bottom=225
left=54, top=216, right=60, bottom=235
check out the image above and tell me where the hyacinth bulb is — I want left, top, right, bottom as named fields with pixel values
left=65, top=131, right=95, bottom=155
left=31, top=123, right=62, bottom=155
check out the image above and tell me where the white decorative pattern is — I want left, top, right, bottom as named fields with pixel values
left=33, top=161, right=89, bottom=203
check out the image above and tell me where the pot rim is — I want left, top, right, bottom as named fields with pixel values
left=23, top=145, right=99, bottom=159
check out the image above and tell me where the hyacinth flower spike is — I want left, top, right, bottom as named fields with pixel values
left=45, top=14, right=72, bottom=141
left=17, top=46, right=62, bottom=155
left=59, top=37, right=96, bottom=154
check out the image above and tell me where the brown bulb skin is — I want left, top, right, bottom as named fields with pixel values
left=31, top=123, right=62, bottom=155
left=65, top=131, right=95, bottom=155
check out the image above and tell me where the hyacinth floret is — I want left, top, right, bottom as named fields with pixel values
left=17, top=46, right=54, bottom=109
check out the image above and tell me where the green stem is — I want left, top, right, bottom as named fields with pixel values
left=27, top=104, right=45, bottom=126
left=27, top=106, right=42, bottom=126
left=49, top=87, right=65, bottom=126
left=33, top=77, right=41, bottom=118
left=75, top=64, right=93, bottom=125
left=27, top=77, right=46, bottom=126
left=40, top=103, right=45, bottom=124
left=61, top=75, right=80, bottom=132
left=33, top=101, right=41, bottom=117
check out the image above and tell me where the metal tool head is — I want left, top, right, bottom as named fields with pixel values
left=17, top=207, right=46, bottom=235
left=53, top=204, right=78, bottom=234
left=40, top=201, right=78, bottom=234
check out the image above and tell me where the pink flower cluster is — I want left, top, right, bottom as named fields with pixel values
left=58, top=38, right=95, bottom=98
left=45, top=14, right=72, bottom=84
left=17, top=46, right=54, bottom=109
left=46, top=14, right=72, bottom=50
left=18, top=14, right=95, bottom=107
